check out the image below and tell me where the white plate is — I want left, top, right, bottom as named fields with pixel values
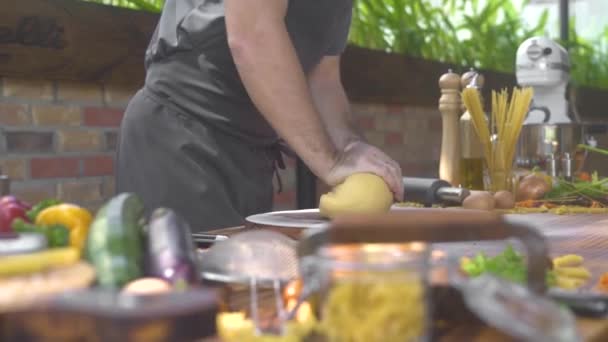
left=245, top=208, right=326, bottom=228
left=245, top=205, right=425, bottom=228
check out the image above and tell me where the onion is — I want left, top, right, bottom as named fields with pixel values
left=516, top=174, right=551, bottom=201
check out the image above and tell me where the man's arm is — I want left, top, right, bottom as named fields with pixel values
left=308, top=56, right=363, bottom=150
left=224, top=0, right=337, bottom=179
left=308, top=56, right=404, bottom=200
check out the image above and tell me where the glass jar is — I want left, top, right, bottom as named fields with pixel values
left=314, top=242, right=430, bottom=342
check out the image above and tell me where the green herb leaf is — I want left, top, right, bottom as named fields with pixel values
left=462, top=244, right=554, bottom=286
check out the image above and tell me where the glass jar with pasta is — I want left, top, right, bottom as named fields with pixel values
left=314, top=242, right=430, bottom=342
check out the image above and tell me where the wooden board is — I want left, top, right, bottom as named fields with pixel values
left=206, top=213, right=608, bottom=341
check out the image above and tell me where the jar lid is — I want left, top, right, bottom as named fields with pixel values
left=316, top=243, right=429, bottom=271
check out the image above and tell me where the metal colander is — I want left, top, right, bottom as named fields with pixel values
left=199, top=230, right=299, bottom=284
left=198, top=230, right=300, bottom=334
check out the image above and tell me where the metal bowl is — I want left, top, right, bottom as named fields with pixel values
left=515, top=123, right=587, bottom=176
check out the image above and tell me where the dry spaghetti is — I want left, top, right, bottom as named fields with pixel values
left=462, top=87, right=533, bottom=191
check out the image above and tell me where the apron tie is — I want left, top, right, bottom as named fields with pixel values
left=271, top=139, right=296, bottom=194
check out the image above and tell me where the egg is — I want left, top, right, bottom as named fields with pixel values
left=494, top=191, right=515, bottom=209
left=122, top=278, right=172, bottom=296
left=462, top=191, right=495, bottom=211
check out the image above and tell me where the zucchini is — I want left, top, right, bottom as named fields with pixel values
left=85, top=193, right=145, bottom=289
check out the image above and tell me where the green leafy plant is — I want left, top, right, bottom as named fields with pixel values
left=350, top=0, right=548, bottom=73
left=567, top=20, right=608, bottom=89
left=84, top=0, right=163, bottom=12
left=350, top=0, right=608, bottom=89
left=545, top=173, right=608, bottom=205
left=578, top=144, right=608, bottom=156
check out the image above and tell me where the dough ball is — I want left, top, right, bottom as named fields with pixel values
left=319, top=173, right=393, bottom=219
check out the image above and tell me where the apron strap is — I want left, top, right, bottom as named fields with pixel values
left=270, top=139, right=296, bottom=194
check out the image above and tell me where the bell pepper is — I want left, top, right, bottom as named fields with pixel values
left=0, top=196, right=32, bottom=233
left=11, top=218, right=70, bottom=248
left=35, top=204, right=93, bottom=252
left=26, top=198, right=62, bottom=222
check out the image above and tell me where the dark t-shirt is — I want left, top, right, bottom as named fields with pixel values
left=144, top=0, right=353, bottom=146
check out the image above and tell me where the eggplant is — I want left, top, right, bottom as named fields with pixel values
left=146, top=208, right=201, bottom=287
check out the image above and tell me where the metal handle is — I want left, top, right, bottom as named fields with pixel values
left=527, top=105, right=551, bottom=123
left=436, top=187, right=470, bottom=204
left=0, top=174, right=10, bottom=196
left=298, top=210, right=550, bottom=294
left=402, top=177, right=469, bottom=206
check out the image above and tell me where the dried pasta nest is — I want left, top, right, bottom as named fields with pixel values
left=0, top=261, right=96, bottom=312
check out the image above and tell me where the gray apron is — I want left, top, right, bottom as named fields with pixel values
left=116, top=86, right=289, bottom=232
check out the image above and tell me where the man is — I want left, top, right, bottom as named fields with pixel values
left=116, top=0, right=403, bottom=231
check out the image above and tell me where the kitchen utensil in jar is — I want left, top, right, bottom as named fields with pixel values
left=198, top=229, right=299, bottom=335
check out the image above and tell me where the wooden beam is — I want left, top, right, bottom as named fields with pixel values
left=0, top=0, right=158, bottom=85
left=340, top=45, right=518, bottom=108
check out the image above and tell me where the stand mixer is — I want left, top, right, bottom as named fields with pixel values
left=515, top=36, right=592, bottom=179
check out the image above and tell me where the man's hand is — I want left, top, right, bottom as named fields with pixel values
left=324, top=141, right=404, bottom=202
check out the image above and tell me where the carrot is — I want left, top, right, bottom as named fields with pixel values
left=597, top=273, right=608, bottom=292
left=577, top=172, right=591, bottom=182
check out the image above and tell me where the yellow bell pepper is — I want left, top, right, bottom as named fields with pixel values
left=35, top=204, right=93, bottom=252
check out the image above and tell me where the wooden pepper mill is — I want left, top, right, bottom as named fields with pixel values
left=438, top=69, right=462, bottom=186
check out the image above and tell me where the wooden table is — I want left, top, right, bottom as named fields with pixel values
left=207, top=213, right=608, bottom=341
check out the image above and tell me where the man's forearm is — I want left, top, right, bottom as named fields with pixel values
left=308, top=56, right=364, bottom=150
left=310, top=82, right=364, bottom=150
left=225, top=4, right=337, bottom=177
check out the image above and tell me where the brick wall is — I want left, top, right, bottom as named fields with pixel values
left=0, top=77, right=136, bottom=212
left=0, top=76, right=442, bottom=213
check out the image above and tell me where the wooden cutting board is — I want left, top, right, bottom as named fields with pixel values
left=206, top=212, right=608, bottom=341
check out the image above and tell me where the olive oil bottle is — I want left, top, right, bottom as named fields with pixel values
left=459, top=69, right=485, bottom=190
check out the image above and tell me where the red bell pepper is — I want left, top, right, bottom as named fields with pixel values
left=0, top=196, right=32, bottom=233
